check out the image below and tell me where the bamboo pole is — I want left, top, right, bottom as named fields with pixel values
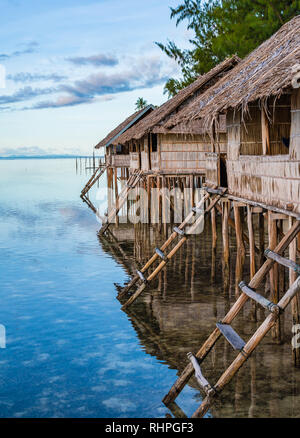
left=215, top=203, right=259, bottom=254
left=248, top=206, right=257, bottom=319
left=234, top=204, right=245, bottom=296
left=268, top=211, right=281, bottom=342
left=118, top=191, right=212, bottom=298
left=192, top=277, right=300, bottom=418
left=162, top=220, right=300, bottom=406
left=121, top=192, right=225, bottom=309
left=114, top=167, right=119, bottom=226
left=222, top=200, right=230, bottom=266
left=290, top=217, right=300, bottom=366
left=211, top=205, right=217, bottom=250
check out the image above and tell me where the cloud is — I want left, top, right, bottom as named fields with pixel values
left=7, top=72, right=67, bottom=83
left=0, top=41, right=38, bottom=61
left=0, top=54, right=172, bottom=111
left=32, top=56, right=168, bottom=109
left=30, top=94, right=92, bottom=109
left=66, top=53, right=118, bottom=67
left=0, top=86, right=57, bottom=105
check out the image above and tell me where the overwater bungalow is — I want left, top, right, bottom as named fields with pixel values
left=80, top=15, right=300, bottom=419
left=112, top=56, right=240, bottom=175
left=95, top=104, right=155, bottom=168
left=166, top=15, right=300, bottom=215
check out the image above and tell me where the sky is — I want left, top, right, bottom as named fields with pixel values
left=0, top=0, right=192, bottom=156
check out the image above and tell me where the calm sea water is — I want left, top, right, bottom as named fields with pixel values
left=1, top=158, right=300, bottom=418
left=0, top=159, right=202, bottom=418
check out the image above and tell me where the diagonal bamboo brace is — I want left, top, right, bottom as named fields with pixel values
left=118, top=191, right=212, bottom=298
left=162, top=219, right=300, bottom=406
left=121, top=190, right=226, bottom=309
left=192, top=276, right=300, bottom=418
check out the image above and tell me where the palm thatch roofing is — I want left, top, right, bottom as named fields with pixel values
left=94, top=104, right=155, bottom=149
left=166, top=15, right=300, bottom=133
left=112, top=55, right=240, bottom=144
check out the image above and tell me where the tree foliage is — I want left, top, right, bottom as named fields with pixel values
left=156, top=0, right=300, bottom=97
left=135, top=97, right=148, bottom=110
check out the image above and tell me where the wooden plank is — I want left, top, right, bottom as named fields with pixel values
left=265, top=249, right=300, bottom=274
left=216, top=323, right=246, bottom=351
left=187, top=353, right=212, bottom=394
left=261, top=107, right=270, bottom=155
left=239, top=281, right=279, bottom=313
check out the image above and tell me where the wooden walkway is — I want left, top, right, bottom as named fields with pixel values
left=81, top=164, right=108, bottom=197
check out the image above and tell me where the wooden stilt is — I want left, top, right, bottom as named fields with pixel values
left=222, top=200, right=230, bottom=267
left=120, top=190, right=226, bottom=308
left=162, top=219, right=300, bottom=406
left=248, top=206, right=257, bottom=319
left=268, top=211, right=281, bottom=342
left=234, top=204, right=245, bottom=296
left=211, top=205, right=217, bottom=250
left=290, top=216, right=300, bottom=366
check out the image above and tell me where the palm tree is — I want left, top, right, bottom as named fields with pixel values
left=135, top=97, right=148, bottom=110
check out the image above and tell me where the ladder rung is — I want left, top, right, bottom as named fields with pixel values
left=216, top=323, right=246, bottom=351
left=137, top=270, right=148, bottom=284
left=265, top=249, right=300, bottom=274
left=239, top=281, right=280, bottom=314
left=187, top=353, right=214, bottom=395
left=192, top=207, right=203, bottom=215
left=155, top=248, right=167, bottom=261
left=173, top=227, right=185, bottom=236
left=204, top=187, right=225, bottom=196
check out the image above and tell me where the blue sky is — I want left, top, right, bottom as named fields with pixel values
left=0, top=0, right=192, bottom=156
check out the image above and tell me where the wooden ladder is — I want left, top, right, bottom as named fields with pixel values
left=119, top=187, right=227, bottom=310
left=162, top=218, right=300, bottom=418
left=81, top=164, right=108, bottom=197
left=99, top=169, right=143, bottom=236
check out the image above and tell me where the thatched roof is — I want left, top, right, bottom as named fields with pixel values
left=94, top=104, right=155, bottom=149
left=167, top=15, right=300, bottom=132
left=112, top=55, right=240, bottom=144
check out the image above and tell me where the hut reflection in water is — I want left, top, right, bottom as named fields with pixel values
left=94, top=205, right=300, bottom=418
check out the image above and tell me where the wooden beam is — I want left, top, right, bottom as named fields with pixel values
left=261, top=107, right=270, bottom=155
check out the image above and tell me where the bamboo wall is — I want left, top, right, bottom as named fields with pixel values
left=158, top=133, right=214, bottom=172
left=111, top=154, right=130, bottom=167
left=225, top=89, right=300, bottom=213
left=130, top=152, right=139, bottom=169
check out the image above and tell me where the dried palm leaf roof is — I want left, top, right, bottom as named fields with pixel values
left=112, top=55, right=240, bottom=144
left=167, top=15, right=300, bottom=133
left=94, top=104, right=155, bottom=149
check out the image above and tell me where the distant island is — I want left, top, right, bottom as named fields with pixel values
left=0, top=155, right=103, bottom=160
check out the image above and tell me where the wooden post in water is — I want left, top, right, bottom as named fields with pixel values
left=114, top=167, right=119, bottom=226
left=248, top=205, right=257, bottom=319
left=211, top=201, right=217, bottom=282
left=233, top=203, right=245, bottom=297
left=222, top=200, right=230, bottom=291
left=290, top=216, right=300, bottom=366
left=268, top=212, right=281, bottom=342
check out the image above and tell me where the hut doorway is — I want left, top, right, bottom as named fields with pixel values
left=219, top=154, right=228, bottom=188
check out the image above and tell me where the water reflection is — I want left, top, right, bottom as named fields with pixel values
left=98, top=215, right=300, bottom=418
